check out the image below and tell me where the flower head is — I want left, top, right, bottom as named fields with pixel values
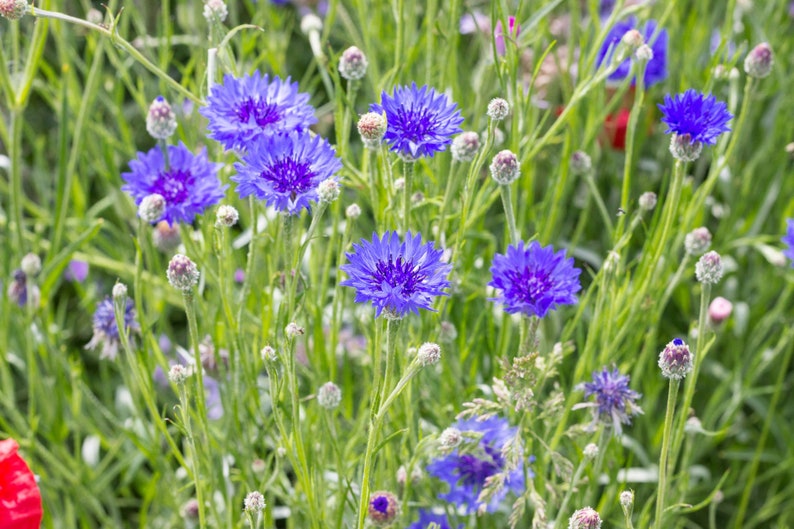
left=0, top=438, right=43, bottom=529
left=407, top=509, right=461, bottom=529
left=146, top=96, right=177, bottom=139
left=426, top=416, right=527, bottom=513
left=744, top=42, right=773, bottom=79
left=167, top=254, right=200, bottom=291
left=64, top=260, right=89, bottom=283
left=340, top=231, right=452, bottom=318
left=782, top=219, right=794, bottom=266
left=658, top=338, right=693, bottom=380
left=695, top=251, right=724, bottom=284
left=451, top=131, right=480, bottom=162
left=338, top=46, right=368, bottom=80
left=488, top=241, right=581, bottom=318
left=85, top=297, right=140, bottom=360
left=577, top=367, right=643, bottom=435
left=317, top=381, right=342, bottom=409
left=0, top=0, right=27, bottom=20
left=367, top=491, right=400, bottom=526
left=596, top=18, right=668, bottom=86
left=122, top=142, right=226, bottom=225
left=357, top=111, right=388, bottom=148
left=658, top=89, right=732, bottom=146
left=243, top=491, right=266, bottom=514
left=569, top=506, right=602, bottom=529
left=708, top=296, right=733, bottom=325
left=200, top=72, right=317, bottom=150
left=232, top=131, right=341, bottom=215
left=370, top=83, right=463, bottom=159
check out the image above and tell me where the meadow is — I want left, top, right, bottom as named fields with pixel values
left=1, top=0, right=793, bottom=528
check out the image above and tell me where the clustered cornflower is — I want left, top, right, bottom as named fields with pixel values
left=232, top=131, right=341, bottom=215
left=658, top=89, right=732, bottom=161
left=596, top=17, right=668, bottom=86
left=488, top=241, right=582, bottom=318
left=340, top=231, right=451, bottom=319
left=426, top=416, right=527, bottom=513
left=85, top=298, right=140, bottom=361
left=576, top=367, right=643, bottom=435
left=201, top=72, right=317, bottom=151
left=121, top=142, right=226, bottom=225
left=370, top=83, right=463, bottom=160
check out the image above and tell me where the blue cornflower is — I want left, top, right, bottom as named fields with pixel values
left=200, top=71, right=317, bottom=151
left=595, top=17, right=668, bottom=86
left=488, top=241, right=581, bottom=318
left=426, top=416, right=528, bottom=514
left=85, top=298, right=140, bottom=361
left=658, top=89, right=732, bottom=146
left=782, top=219, right=794, bottom=266
left=407, top=509, right=462, bottom=529
left=370, top=83, right=463, bottom=160
left=122, top=142, right=226, bottom=225
left=340, top=231, right=451, bottom=319
left=575, top=367, right=643, bottom=435
left=232, top=131, right=341, bottom=215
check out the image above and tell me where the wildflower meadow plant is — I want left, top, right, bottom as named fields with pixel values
left=658, top=89, right=733, bottom=161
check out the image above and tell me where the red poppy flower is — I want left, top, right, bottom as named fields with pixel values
left=603, top=107, right=631, bottom=150
left=0, top=438, right=43, bottom=529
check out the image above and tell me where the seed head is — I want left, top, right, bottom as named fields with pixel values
left=168, top=364, right=189, bottom=384
left=317, top=382, right=342, bottom=409
left=146, top=96, right=177, bottom=140
left=357, top=112, right=387, bottom=148
left=638, top=191, right=657, bottom=211
left=112, top=282, right=128, bottom=300
left=243, top=491, right=266, bottom=514
left=669, top=133, right=703, bottom=162
left=0, top=0, right=27, bottom=20
left=167, top=254, right=200, bottom=291
left=439, top=427, right=462, bottom=450
left=345, top=203, right=362, bottom=219
left=744, top=42, right=773, bottom=79
left=20, top=253, right=41, bottom=277
left=318, top=179, right=341, bottom=204
left=570, top=151, right=592, bottom=176
left=367, top=491, right=400, bottom=527
left=695, top=251, right=724, bottom=284
left=215, top=204, right=239, bottom=228
left=338, top=46, right=368, bottom=81
left=489, top=149, right=520, bottom=185
left=203, top=0, right=228, bottom=22
left=568, top=506, right=602, bottom=529
left=684, top=227, right=712, bottom=255
left=658, top=338, right=693, bottom=380
left=138, top=193, right=167, bottom=223
left=451, top=131, right=480, bottom=162
left=487, top=98, right=510, bottom=121
left=417, top=342, right=441, bottom=366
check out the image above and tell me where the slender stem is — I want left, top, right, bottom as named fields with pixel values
left=402, top=161, right=415, bottom=233
left=655, top=379, right=680, bottom=529
left=615, top=61, right=647, bottom=241
left=553, top=455, right=588, bottom=529
left=9, top=110, right=25, bottom=254
left=183, top=290, right=209, bottom=432
left=237, top=197, right=259, bottom=327
left=287, top=203, right=328, bottom=320
left=177, top=383, right=208, bottom=529
left=437, top=161, right=459, bottom=247
left=500, top=184, right=520, bottom=245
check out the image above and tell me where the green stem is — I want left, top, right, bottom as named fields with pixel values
left=402, top=161, right=415, bottom=232
left=237, top=197, right=259, bottom=328
left=183, top=289, right=209, bottom=432
left=615, top=61, right=647, bottom=241
left=177, top=384, right=208, bottom=529
left=655, top=379, right=680, bottom=529
left=9, top=110, right=25, bottom=254
left=500, top=184, right=519, bottom=245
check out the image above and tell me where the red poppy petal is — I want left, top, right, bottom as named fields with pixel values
left=0, top=439, right=43, bottom=529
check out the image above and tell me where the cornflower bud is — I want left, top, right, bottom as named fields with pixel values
left=300, top=13, right=323, bottom=35
left=638, top=191, right=657, bottom=211
left=112, top=282, right=128, bottom=300
left=243, top=491, right=266, bottom=514
left=318, top=179, right=341, bottom=204
left=439, top=427, right=462, bottom=449
left=583, top=443, right=599, bottom=460
left=669, top=133, right=703, bottom=162
left=317, top=382, right=342, bottom=409
left=138, top=193, right=167, bottom=223
left=487, top=98, right=510, bottom=121
left=658, top=338, right=693, bottom=380
left=568, top=506, right=602, bottom=529
left=744, top=42, right=773, bottom=79
left=417, top=342, right=441, bottom=366
left=357, top=112, right=387, bottom=149
left=622, top=29, right=644, bottom=49
left=203, top=0, right=228, bottom=22
left=168, top=364, right=189, bottom=384
left=345, top=203, right=362, bottom=219
left=367, top=491, right=400, bottom=527
left=261, top=345, right=277, bottom=362
left=338, top=46, right=368, bottom=81
left=619, top=490, right=634, bottom=515
left=146, top=97, right=177, bottom=140
left=167, top=254, right=200, bottom=291
left=0, top=0, right=27, bottom=20
left=695, top=251, right=724, bottom=284
left=489, top=150, right=520, bottom=185
left=684, top=227, right=712, bottom=256
left=215, top=204, right=239, bottom=228
left=450, top=131, right=480, bottom=162
left=635, top=43, right=654, bottom=62
left=20, top=253, right=41, bottom=277
left=570, top=151, right=592, bottom=176
left=285, top=322, right=305, bottom=338
left=152, top=221, right=182, bottom=253
left=708, top=296, right=733, bottom=325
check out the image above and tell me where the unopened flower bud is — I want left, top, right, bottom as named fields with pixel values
left=669, top=133, right=703, bottom=162
left=167, top=254, right=200, bottom=291
left=261, top=345, right=277, bottom=362
left=635, top=43, right=653, bottom=62
left=583, top=443, right=599, bottom=460
left=251, top=458, right=266, bottom=475
left=638, top=191, right=657, bottom=211
left=695, top=251, right=724, bottom=284
left=345, top=203, right=362, bottom=219
left=20, top=253, right=41, bottom=277
left=393, top=177, right=405, bottom=191
left=285, top=322, right=305, bottom=338
left=153, top=221, right=182, bottom=253
left=338, top=46, right=368, bottom=81
left=658, top=338, right=693, bottom=380
left=619, top=490, right=634, bottom=514
left=203, top=0, right=228, bottom=22
left=744, top=42, right=773, bottom=79
left=138, top=193, right=167, bottom=223
left=708, top=296, right=733, bottom=325
left=318, top=179, right=341, bottom=204
left=243, top=491, right=266, bottom=514
left=622, top=29, right=644, bottom=49
left=317, top=381, right=342, bottom=409
left=146, top=96, right=177, bottom=140
left=439, top=427, right=462, bottom=449
left=451, top=131, right=480, bottom=162
left=487, top=98, right=510, bottom=121
left=489, top=149, right=520, bottom=185
left=411, top=191, right=424, bottom=205
left=367, top=491, right=400, bottom=527
left=685, top=416, right=703, bottom=434
left=168, top=364, right=189, bottom=384
left=417, top=342, right=441, bottom=366
left=181, top=499, right=200, bottom=520
left=684, top=227, right=712, bottom=256
left=300, top=13, right=323, bottom=35
left=112, top=282, right=128, bottom=300
left=570, top=151, right=592, bottom=176
left=0, top=0, right=27, bottom=20
left=568, top=506, right=602, bottom=529
left=215, top=204, right=239, bottom=227
left=357, top=112, right=387, bottom=148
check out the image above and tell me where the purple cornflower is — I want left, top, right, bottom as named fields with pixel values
left=783, top=219, right=794, bottom=266
left=85, top=297, right=140, bottom=361
left=232, top=131, right=341, bottom=215
left=407, top=509, right=461, bottom=529
left=200, top=71, right=317, bottom=151
left=658, top=89, right=732, bottom=146
left=121, top=142, right=226, bottom=225
left=340, top=231, right=451, bottom=319
left=494, top=16, right=519, bottom=56
left=64, top=260, right=89, bottom=283
left=370, top=83, right=463, bottom=160
left=426, top=416, right=528, bottom=513
left=6, top=269, right=39, bottom=307
left=595, top=17, right=668, bottom=86
left=575, top=367, right=643, bottom=435
left=488, top=241, right=581, bottom=318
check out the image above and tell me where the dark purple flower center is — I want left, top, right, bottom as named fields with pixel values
left=237, top=97, right=281, bottom=127
left=371, top=496, right=389, bottom=513
left=395, top=108, right=434, bottom=142
left=373, top=257, right=425, bottom=296
left=259, top=157, right=316, bottom=199
left=508, top=267, right=552, bottom=303
left=155, top=169, right=195, bottom=204
left=456, top=446, right=502, bottom=488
